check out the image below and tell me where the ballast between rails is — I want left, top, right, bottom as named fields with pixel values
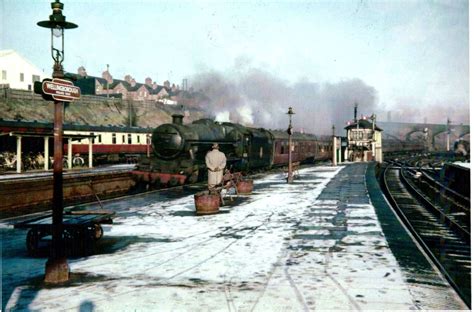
left=380, top=162, right=471, bottom=307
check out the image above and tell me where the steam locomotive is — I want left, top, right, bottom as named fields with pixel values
left=132, top=114, right=332, bottom=186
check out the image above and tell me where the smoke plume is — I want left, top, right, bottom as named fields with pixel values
left=377, top=99, right=470, bottom=125
left=191, top=68, right=378, bottom=136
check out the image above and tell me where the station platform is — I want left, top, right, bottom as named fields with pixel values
left=0, top=164, right=135, bottom=181
left=2, top=163, right=468, bottom=311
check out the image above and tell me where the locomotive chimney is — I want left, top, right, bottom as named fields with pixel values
left=354, top=103, right=358, bottom=123
left=172, top=114, right=184, bottom=125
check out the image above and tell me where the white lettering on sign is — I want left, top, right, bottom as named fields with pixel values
left=42, top=78, right=81, bottom=101
left=45, top=82, right=80, bottom=96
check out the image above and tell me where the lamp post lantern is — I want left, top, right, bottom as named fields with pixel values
left=37, top=0, right=78, bottom=284
left=287, top=107, right=295, bottom=183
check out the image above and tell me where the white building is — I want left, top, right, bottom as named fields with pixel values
left=0, top=50, right=47, bottom=91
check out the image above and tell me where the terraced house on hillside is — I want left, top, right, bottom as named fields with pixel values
left=72, top=67, right=180, bottom=103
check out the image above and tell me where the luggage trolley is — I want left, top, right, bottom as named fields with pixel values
left=14, top=210, right=115, bottom=256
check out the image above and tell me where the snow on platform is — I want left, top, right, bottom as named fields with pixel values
left=453, top=161, right=470, bottom=169
left=3, top=164, right=468, bottom=311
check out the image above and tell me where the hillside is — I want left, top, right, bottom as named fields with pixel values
left=0, top=88, right=208, bottom=127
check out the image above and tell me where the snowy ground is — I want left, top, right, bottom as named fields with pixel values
left=2, top=164, right=467, bottom=311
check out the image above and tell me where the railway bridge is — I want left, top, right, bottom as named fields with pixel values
left=378, top=121, right=470, bottom=151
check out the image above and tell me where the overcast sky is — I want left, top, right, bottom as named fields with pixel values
left=0, top=0, right=470, bottom=124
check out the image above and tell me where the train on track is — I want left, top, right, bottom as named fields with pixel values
left=2, top=118, right=466, bottom=174
left=132, top=114, right=333, bottom=186
left=382, top=139, right=425, bottom=155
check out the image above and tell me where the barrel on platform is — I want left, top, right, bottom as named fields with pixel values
left=236, top=180, right=253, bottom=194
left=194, top=191, right=220, bottom=215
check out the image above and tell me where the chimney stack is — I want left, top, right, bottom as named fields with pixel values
left=354, top=103, right=358, bottom=123
left=172, top=114, right=184, bottom=125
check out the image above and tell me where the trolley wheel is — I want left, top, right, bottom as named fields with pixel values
left=87, top=224, right=103, bottom=241
left=26, top=228, right=42, bottom=256
left=94, top=224, right=103, bottom=240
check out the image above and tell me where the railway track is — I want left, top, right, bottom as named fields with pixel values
left=380, top=161, right=471, bottom=308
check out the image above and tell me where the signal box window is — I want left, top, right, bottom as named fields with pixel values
left=112, top=133, right=117, bottom=144
left=128, top=134, right=132, bottom=144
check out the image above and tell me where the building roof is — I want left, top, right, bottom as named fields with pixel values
left=73, top=78, right=96, bottom=94
left=121, top=80, right=142, bottom=92
left=69, top=72, right=180, bottom=96
left=0, top=50, right=15, bottom=57
left=345, top=119, right=383, bottom=131
left=0, top=50, right=47, bottom=77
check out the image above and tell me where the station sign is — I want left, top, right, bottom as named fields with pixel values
left=42, top=78, right=81, bottom=102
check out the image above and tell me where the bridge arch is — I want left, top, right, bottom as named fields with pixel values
left=405, top=128, right=428, bottom=141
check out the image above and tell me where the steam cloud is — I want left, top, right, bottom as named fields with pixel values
left=379, top=100, right=470, bottom=125
left=191, top=68, right=377, bottom=136
left=190, top=66, right=469, bottom=135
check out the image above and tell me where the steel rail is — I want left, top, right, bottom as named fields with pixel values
left=380, top=163, right=470, bottom=308
left=419, top=170, right=470, bottom=210
left=400, top=168, right=470, bottom=241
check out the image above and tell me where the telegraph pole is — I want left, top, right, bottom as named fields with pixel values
left=287, top=107, right=294, bottom=183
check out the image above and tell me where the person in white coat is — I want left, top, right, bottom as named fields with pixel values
left=205, top=143, right=227, bottom=190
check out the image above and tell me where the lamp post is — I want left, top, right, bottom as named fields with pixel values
left=106, top=63, right=110, bottom=99
left=37, top=0, right=77, bottom=283
left=446, top=118, right=451, bottom=151
left=332, top=125, right=337, bottom=166
left=287, top=107, right=294, bottom=183
left=370, top=114, right=376, bottom=161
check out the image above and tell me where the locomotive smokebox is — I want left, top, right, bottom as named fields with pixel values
left=172, top=114, right=184, bottom=125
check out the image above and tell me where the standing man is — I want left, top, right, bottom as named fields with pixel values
left=205, top=143, right=227, bottom=190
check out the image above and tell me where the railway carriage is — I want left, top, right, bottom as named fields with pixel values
left=65, top=125, right=151, bottom=163
left=0, top=119, right=152, bottom=170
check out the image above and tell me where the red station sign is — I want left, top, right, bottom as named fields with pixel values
left=42, top=78, right=81, bottom=102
